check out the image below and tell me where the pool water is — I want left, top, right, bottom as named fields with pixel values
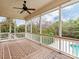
left=70, top=44, right=79, bottom=57
left=49, top=40, right=79, bottom=58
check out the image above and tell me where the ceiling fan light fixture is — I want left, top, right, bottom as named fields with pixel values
left=24, top=1, right=26, bottom=3
left=13, top=0, right=36, bottom=14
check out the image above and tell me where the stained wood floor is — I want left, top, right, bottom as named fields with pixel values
left=0, top=39, right=73, bottom=59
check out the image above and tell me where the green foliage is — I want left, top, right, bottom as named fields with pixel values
left=42, top=21, right=59, bottom=36
left=62, top=18, right=79, bottom=39
left=1, top=17, right=79, bottom=39
left=1, top=24, right=9, bottom=32
left=32, top=24, right=40, bottom=34
left=16, top=25, right=25, bottom=32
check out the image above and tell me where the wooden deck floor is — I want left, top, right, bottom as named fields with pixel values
left=0, top=39, right=73, bottom=59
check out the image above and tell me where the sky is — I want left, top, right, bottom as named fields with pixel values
left=62, top=2, right=79, bottom=20
left=15, top=19, right=25, bottom=25
left=0, top=2, right=79, bottom=25
left=0, top=16, right=6, bottom=22
left=45, top=2, right=79, bottom=22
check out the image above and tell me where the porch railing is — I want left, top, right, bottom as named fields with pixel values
left=25, top=33, right=79, bottom=58
left=0, top=32, right=25, bottom=40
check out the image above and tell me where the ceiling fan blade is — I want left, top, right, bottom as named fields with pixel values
left=26, top=10, right=31, bottom=14
left=20, top=10, right=24, bottom=14
left=28, top=8, right=36, bottom=11
left=13, top=7, right=22, bottom=9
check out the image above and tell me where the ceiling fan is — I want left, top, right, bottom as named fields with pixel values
left=13, top=1, right=36, bottom=14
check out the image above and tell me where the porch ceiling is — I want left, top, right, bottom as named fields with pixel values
left=0, top=0, right=71, bottom=20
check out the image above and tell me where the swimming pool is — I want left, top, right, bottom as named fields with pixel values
left=70, top=44, right=79, bottom=57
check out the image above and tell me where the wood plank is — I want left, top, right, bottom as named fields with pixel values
left=0, top=40, right=73, bottom=59
left=3, top=45, right=10, bottom=59
left=0, top=44, right=3, bottom=59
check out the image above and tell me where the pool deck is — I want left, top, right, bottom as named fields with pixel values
left=0, top=39, right=73, bottom=59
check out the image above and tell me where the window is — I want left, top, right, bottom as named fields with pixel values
left=27, top=21, right=32, bottom=33
left=0, top=16, right=9, bottom=38
left=41, top=10, right=59, bottom=36
left=16, top=19, right=25, bottom=32
left=0, top=17, right=9, bottom=33
left=32, top=17, right=40, bottom=34
left=15, top=19, right=25, bottom=38
left=62, top=2, right=79, bottom=39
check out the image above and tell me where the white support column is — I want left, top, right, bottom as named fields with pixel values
left=0, top=24, right=1, bottom=33
left=30, top=20, right=32, bottom=39
left=39, top=16, right=42, bottom=34
left=39, top=16, right=42, bottom=43
left=59, top=6, right=62, bottom=51
left=0, top=23, right=1, bottom=40
left=25, top=20, right=27, bottom=38
left=59, top=6, right=62, bottom=37
left=9, top=18, right=12, bottom=39
left=30, top=20, right=32, bottom=33
left=14, top=19, right=16, bottom=39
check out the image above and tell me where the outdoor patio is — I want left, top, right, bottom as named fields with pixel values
left=0, top=0, right=79, bottom=59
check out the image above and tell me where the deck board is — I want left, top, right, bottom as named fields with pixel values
left=0, top=44, right=3, bottom=59
left=0, top=39, right=73, bottom=59
left=3, top=45, right=10, bottom=59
